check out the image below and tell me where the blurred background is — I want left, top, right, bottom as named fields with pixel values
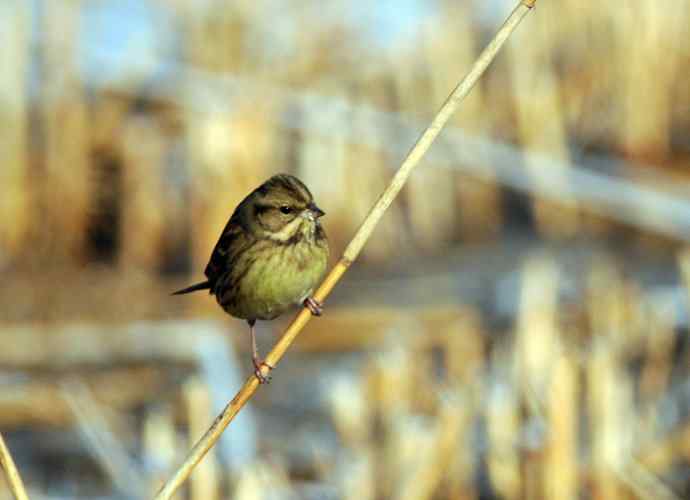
left=1, top=0, right=689, bottom=498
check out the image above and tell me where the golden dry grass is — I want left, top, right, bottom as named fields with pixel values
left=0, top=1, right=689, bottom=499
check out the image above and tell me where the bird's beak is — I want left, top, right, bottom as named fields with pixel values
left=308, top=202, right=325, bottom=218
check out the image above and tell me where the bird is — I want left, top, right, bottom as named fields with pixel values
left=172, top=174, right=329, bottom=383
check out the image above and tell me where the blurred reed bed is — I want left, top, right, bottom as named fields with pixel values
left=0, top=0, right=689, bottom=498
left=1, top=251, right=689, bottom=498
left=0, top=0, right=688, bottom=278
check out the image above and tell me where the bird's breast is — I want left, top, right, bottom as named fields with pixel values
left=219, top=235, right=328, bottom=321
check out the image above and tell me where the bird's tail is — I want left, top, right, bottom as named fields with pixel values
left=171, top=280, right=211, bottom=295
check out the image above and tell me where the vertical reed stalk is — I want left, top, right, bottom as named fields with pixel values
left=40, top=1, right=89, bottom=262
left=507, top=1, right=578, bottom=239
left=545, top=354, right=578, bottom=500
left=183, top=378, right=220, bottom=500
left=143, top=406, right=177, bottom=497
left=153, top=2, right=537, bottom=498
left=0, top=0, right=29, bottom=267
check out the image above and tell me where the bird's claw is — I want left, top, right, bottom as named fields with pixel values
left=304, top=296, right=323, bottom=316
left=253, top=359, right=274, bottom=384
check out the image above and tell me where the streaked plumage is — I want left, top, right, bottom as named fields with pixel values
left=173, top=174, right=329, bottom=382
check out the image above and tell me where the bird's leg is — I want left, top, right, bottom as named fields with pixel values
left=303, top=296, right=323, bottom=316
left=248, top=319, right=273, bottom=384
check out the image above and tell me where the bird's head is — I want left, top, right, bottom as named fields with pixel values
left=240, top=174, right=325, bottom=242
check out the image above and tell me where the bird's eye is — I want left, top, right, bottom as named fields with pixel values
left=279, top=205, right=292, bottom=214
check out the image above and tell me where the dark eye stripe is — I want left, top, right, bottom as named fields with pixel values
left=254, top=204, right=273, bottom=215
left=255, top=203, right=300, bottom=216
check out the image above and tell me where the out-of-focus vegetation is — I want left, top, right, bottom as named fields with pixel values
left=0, top=0, right=689, bottom=498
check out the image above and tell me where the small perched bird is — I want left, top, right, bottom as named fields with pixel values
left=173, top=174, right=329, bottom=383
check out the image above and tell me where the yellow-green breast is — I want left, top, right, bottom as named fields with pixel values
left=222, top=227, right=328, bottom=321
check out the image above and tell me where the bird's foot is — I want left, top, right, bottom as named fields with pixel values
left=304, top=296, right=323, bottom=316
left=253, top=358, right=274, bottom=384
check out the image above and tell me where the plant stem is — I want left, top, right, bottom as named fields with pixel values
left=154, top=2, right=536, bottom=498
left=0, top=433, right=30, bottom=500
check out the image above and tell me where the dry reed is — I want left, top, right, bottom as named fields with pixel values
left=143, top=406, right=178, bottom=497
left=183, top=378, right=221, bottom=500
left=507, top=3, right=579, bottom=239
left=0, top=0, right=29, bottom=267
left=39, top=1, right=90, bottom=262
left=61, top=379, right=147, bottom=498
left=0, top=433, right=29, bottom=500
left=153, top=2, right=537, bottom=498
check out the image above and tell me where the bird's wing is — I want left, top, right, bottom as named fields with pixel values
left=204, top=218, right=253, bottom=286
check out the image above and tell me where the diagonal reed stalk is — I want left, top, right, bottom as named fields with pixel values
left=0, top=433, right=30, bottom=500
left=154, top=1, right=536, bottom=498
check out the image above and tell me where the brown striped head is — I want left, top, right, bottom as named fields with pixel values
left=236, top=174, right=325, bottom=241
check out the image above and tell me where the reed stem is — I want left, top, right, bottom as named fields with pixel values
left=0, top=433, right=29, bottom=500
left=154, top=2, right=536, bottom=498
